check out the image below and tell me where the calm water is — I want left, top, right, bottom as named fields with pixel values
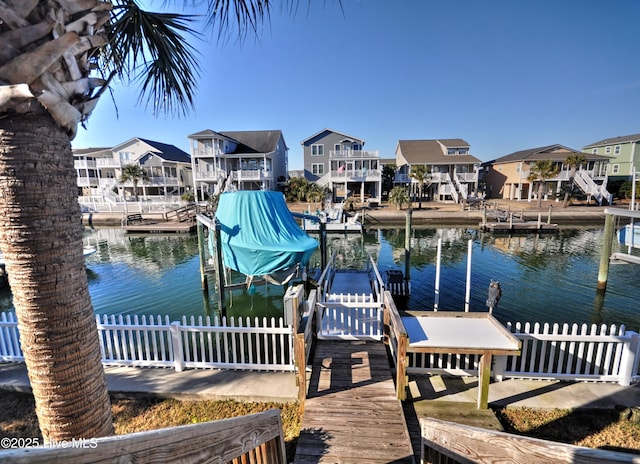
left=0, top=226, right=638, bottom=330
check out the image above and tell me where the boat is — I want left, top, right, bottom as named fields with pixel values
left=618, top=223, right=640, bottom=248
left=300, top=202, right=363, bottom=233
left=213, top=191, right=318, bottom=284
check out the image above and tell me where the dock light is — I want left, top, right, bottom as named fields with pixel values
left=486, top=279, right=502, bottom=313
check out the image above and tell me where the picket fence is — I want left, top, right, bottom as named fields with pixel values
left=0, top=312, right=294, bottom=372
left=2, top=310, right=640, bottom=384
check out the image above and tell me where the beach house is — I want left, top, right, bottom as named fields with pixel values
left=482, top=144, right=611, bottom=204
left=394, top=139, right=481, bottom=203
left=74, top=137, right=192, bottom=204
left=301, top=128, right=381, bottom=203
left=583, top=133, right=640, bottom=183
left=188, top=129, right=289, bottom=200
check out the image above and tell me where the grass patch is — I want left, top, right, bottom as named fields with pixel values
left=495, top=406, right=640, bottom=455
left=0, top=392, right=301, bottom=461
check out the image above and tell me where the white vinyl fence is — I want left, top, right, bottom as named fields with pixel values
left=406, top=321, right=640, bottom=386
left=0, top=312, right=294, bottom=372
left=2, top=310, right=640, bottom=385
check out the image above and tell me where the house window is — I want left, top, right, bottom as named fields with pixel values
left=334, top=144, right=341, bottom=153
left=119, top=151, right=132, bottom=161
left=447, top=148, right=455, bottom=155
left=615, top=145, right=621, bottom=155
left=311, top=163, right=324, bottom=175
left=458, top=148, right=468, bottom=155
left=612, top=164, right=620, bottom=174
left=605, top=146, right=612, bottom=154
left=592, top=148, right=598, bottom=154
left=311, top=144, right=324, bottom=156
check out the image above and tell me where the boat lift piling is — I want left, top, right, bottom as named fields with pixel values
left=404, top=208, right=412, bottom=284
left=598, top=207, right=640, bottom=292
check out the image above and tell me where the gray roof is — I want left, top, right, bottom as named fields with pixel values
left=583, top=133, right=640, bottom=148
left=300, top=128, right=365, bottom=145
left=188, top=129, right=285, bottom=154
left=139, top=138, right=190, bottom=163
left=219, top=130, right=284, bottom=153
left=396, top=139, right=480, bottom=165
left=72, top=147, right=111, bottom=156
left=488, top=144, right=610, bottom=164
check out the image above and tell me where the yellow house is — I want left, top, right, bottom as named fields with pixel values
left=482, top=144, right=611, bottom=204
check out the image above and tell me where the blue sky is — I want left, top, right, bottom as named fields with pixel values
left=73, top=0, right=640, bottom=170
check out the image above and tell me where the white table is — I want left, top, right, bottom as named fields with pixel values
left=401, top=311, right=521, bottom=409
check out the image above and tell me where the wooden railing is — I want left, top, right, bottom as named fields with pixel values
left=383, top=290, right=409, bottom=400
left=164, top=204, right=199, bottom=222
left=420, top=417, right=640, bottom=464
left=0, top=410, right=287, bottom=464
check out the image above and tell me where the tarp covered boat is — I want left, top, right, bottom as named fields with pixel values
left=214, top=191, right=318, bottom=283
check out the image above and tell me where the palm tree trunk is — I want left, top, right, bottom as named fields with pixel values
left=0, top=112, right=113, bottom=440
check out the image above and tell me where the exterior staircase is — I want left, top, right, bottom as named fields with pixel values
left=574, top=170, right=611, bottom=205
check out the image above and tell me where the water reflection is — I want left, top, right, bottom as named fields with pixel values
left=0, top=226, right=637, bottom=330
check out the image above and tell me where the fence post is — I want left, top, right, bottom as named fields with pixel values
left=618, top=331, right=639, bottom=386
left=493, top=355, right=507, bottom=382
left=170, top=321, right=184, bottom=372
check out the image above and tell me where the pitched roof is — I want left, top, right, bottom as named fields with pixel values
left=488, top=144, right=610, bottom=164
left=396, top=139, right=480, bottom=165
left=300, top=128, right=365, bottom=145
left=72, top=147, right=111, bottom=156
left=139, top=138, right=190, bottom=163
left=221, top=130, right=285, bottom=153
left=583, top=133, right=640, bottom=148
left=188, top=129, right=285, bottom=153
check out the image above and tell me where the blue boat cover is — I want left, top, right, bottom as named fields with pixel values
left=214, top=191, right=318, bottom=281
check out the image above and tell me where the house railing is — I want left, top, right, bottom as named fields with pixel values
left=329, top=149, right=379, bottom=158
left=1, top=409, right=287, bottom=464
left=0, top=312, right=295, bottom=372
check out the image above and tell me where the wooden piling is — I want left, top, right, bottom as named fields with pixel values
left=597, top=213, right=616, bottom=291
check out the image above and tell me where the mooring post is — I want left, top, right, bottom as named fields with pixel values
left=196, top=219, right=209, bottom=292
left=597, top=212, right=616, bottom=291
left=405, top=207, right=412, bottom=284
left=214, top=219, right=226, bottom=318
left=320, top=219, right=327, bottom=271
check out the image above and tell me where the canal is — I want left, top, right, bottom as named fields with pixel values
left=0, top=226, right=637, bottom=330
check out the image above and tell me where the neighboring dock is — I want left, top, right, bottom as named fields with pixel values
left=480, top=221, right=559, bottom=232
left=121, top=205, right=199, bottom=234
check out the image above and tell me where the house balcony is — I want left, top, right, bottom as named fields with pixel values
left=77, top=177, right=99, bottom=187
left=330, top=168, right=381, bottom=182
left=194, top=169, right=227, bottom=182
left=231, top=169, right=273, bottom=182
left=192, top=147, right=224, bottom=158
left=75, top=160, right=96, bottom=169
left=329, top=149, right=379, bottom=159
left=96, top=158, right=121, bottom=168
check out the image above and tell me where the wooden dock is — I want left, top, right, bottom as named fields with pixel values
left=294, top=340, right=414, bottom=463
left=122, top=220, right=196, bottom=234
left=480, top=221, right=558, bottom=233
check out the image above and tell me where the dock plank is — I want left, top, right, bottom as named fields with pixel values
left=294, top=340, right=414, bottom=463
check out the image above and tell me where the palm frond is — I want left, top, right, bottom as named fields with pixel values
left=103, top=1, right=202, bottom=117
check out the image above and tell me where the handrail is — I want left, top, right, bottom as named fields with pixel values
left=383, top=290, right=409, bottom=400
left=421, top=417, right=640, bottom=464
left=1, top=410, right=287, bottom=464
